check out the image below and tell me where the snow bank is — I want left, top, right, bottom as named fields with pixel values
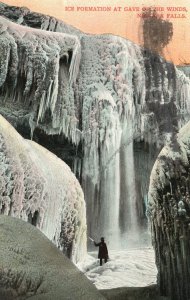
left=0, top=215, right=105, bottom=300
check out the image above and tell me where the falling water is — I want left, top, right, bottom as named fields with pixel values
left=98, top=117, right=122, bottom=249
left=119, top=122, right=140, bottom=248
left=101, top=145, right=121, bottom=248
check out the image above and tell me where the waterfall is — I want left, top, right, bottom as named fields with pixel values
left=119, top=122, right=140, bottom=248
left=1, top=16, right=190, bottom=252
left=100, top=123, right=122, bottom=248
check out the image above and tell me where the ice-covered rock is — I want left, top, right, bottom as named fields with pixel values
left=0, top=16, right=81, bottom=143
left=0, top=215, right=105, bottom=300
left=148, top=121, right=190, bottom=300
left=0, top=2, right=81, bottom=35
left=0, top=114, right=86, bottom=263
left=177, top=65, right=190, bottom=79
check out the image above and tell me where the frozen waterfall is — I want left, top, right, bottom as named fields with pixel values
left=1, top=14, right=190, bottom=250
left=119, top=123, right=140, bottom=247
left=79, top=37, right=190, bottom=249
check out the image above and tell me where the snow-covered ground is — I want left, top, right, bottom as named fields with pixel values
left=78, top=248, right=157, bottom=290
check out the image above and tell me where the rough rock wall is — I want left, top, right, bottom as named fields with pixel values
left=1, top=8, right=190, bottom=246
left=0, top=114, right=86, bottom=263
left=148, top=121, right=190, bottom=300
left=0, top=215, right=105, bottom=300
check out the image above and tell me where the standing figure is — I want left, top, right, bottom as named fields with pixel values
left=94, top=237, right=109, bottom=266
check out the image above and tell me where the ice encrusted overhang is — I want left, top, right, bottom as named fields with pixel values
left=0, top=14, right=189, bottom=151
left=0, top=16, right=81, bottom=143
left=0, top=114, right=86, bottom=263
left=148, top=122, right=190, bottom=300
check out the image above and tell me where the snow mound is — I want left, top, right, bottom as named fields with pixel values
left=0, top=215, right=105, bottom=300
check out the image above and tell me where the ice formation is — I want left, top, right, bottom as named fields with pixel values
left=0, top=16, right=81, bottom=142
left=1, top=6, right=190, bottom=248
left=148, top=121, right=190, bottom=300
left=77, top=38, right=190, bottom=246
left=0, top=114, right=86, bottom=263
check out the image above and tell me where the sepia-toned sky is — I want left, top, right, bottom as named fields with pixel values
left=2, top=0, right=190, bottom=64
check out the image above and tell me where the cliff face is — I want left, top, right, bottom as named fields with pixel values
left=0, top=4, right=190, bottom=247
left=0, top=114, right=86, bottom=263
left=148, top=121, right=190, bottom=300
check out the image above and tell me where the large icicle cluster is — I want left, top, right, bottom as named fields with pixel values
left=1, top=5, right=190, bottom=247
left=0, top=114, right=86, bottom=263
left=0, top=17, right=81, bottom=144
left=148, top=121, right=190, bottom=300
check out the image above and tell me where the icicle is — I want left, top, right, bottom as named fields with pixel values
left=69, top=38, right=81, bottom=85
left=170, top=181, right=173, bottom=195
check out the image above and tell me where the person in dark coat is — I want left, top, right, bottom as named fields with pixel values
left=94, top=237, right=109, bottom=266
